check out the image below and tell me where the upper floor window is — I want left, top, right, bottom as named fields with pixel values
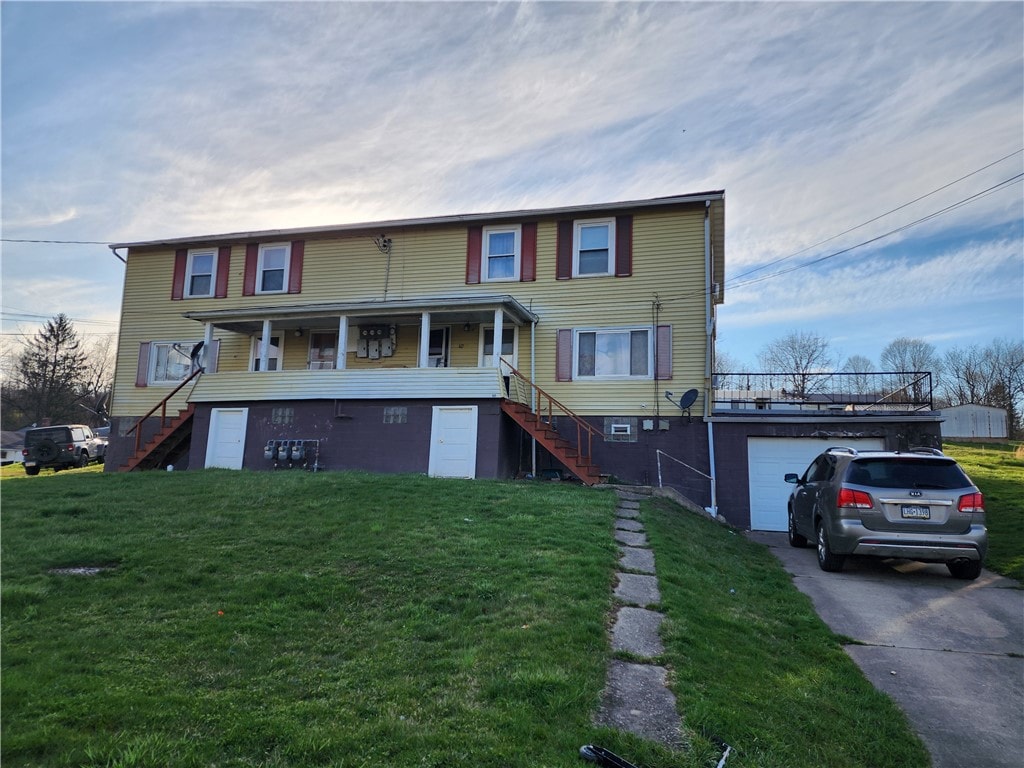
left=575, top=328, right=650, bottom=379
left=573, top=219, right=616, bottom=277
left=185, top=249, right=217, bottom=298
left=250, top=335, right=282, bottom=371
left=257, top=243, right=291, bottom=294
left=482, top=226, right=520, bottom=281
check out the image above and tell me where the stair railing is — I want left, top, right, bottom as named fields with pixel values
left=500, top=358, right=603, bottom=467
left=125, top=368, right=203, bottom=454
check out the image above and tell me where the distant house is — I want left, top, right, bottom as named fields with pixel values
left=1, top=430, right=25, bottom=465
left=939, top=404, right=1008, bottom=440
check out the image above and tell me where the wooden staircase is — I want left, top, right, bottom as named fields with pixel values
left=119, top=369, right=201, bottom=472
left=501, top=361, right=603, bottom=485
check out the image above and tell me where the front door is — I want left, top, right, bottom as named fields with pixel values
left=428, top=406, right=478, bottom=478
left=205, top=408, right=248, bottom=469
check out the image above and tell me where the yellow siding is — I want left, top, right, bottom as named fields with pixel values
left=112, top=205, right=715, bottom=418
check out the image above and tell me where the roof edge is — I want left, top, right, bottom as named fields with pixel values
left=110, top=191, right=725, bottom=250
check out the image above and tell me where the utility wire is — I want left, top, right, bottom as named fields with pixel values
left=659, top=170, right=1023, bottom=305
left=728, top=147, right=1024, bottom=283
left=1, top=238, right=111, bottom=245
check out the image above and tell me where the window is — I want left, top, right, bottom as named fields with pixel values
left=149, top=341, right=195, bottom=385
left=185, top=248, right=217, bottom=298
left=257, top=243, right=290, bottom=294
left=250, top=335, right=282, bottom=371
left=482, top=226, right=520, bottom=281
left=573, top=219, right=615, bottom=276
left=307, top=332, right=337, bottom=370
left=575, top=328, right=650, bottom=379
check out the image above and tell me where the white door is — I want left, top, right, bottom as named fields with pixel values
left=428, top=406, right=478, bottom=478
left=747, top=437, right=884, bottom=531
left=205, top=408, right=249, bottom=469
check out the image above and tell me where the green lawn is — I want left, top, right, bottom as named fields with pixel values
left=943, top=441, right=1024, bottom=582
left=2, top=470, right=927, bottom=767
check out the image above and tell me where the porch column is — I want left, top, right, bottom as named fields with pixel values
left=259, top=319, right=271, bottom=372
left=492, top=309, right=504, bottom=368
left=418, top=312, right=431, bottom=368
left=203, top=323, right=213, bottom=370
left=336, top=316, right=348, bottom=370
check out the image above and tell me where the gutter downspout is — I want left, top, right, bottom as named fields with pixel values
left=704, top=202, right=719, bottom=517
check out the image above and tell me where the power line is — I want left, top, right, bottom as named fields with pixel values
left=1, top=238, right=111, bottom=245
left=728, top=147, right=1024, bottom=284
left=659, top=169, right=1023, bottom=306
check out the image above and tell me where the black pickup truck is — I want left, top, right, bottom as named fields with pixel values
left=22, top=424, right=108, bottom=475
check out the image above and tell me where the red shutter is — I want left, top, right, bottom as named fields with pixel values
left=466, top=226, right=482, bottom=284
left=136, top=342, right=151, bottom=387
left=288, top=240, right=304, bottom=294
left=215, top=246, right=231, bottom=298
left=205, top=339, right=220, bottom=373
left=520, top=222, right=537, bottom=282
left=171, top=249, right=187, bottom=300
left=556, top=220, right=573, bottom=280
left=556, top=329, right=573, bottom=381
left=655, top=325, right=672, bottom=380
left=615, top=215, right=633, bottom=277
left=243, top=244, right=258, bottom=296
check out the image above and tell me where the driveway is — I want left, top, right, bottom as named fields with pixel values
left=748, top=531, right=1024, bottom=768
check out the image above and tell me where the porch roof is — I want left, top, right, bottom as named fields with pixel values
left=182, top=294, right=538, bottom=335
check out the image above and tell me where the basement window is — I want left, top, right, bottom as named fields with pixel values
left=604, top=417, right=638, bottom=443
left=383, top=406, right=407, bottom=424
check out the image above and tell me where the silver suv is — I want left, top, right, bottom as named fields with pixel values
left=785, top=447, right=987, bottom=580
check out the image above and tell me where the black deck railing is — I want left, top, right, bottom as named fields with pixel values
left=712, top=371, right=933, bottom=412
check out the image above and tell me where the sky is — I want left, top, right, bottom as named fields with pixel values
left=2, top=0, right=1022, bottom=370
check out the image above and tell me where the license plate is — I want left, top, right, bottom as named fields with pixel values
left=901, top=505, right=931, bottom=520
left=24, top=462, right=36, bottom=468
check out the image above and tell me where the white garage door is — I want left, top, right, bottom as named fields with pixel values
left=747, top=437, right=884, bottom=531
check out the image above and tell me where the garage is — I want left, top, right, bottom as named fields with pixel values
left=747, top=437, right=885, bottom=531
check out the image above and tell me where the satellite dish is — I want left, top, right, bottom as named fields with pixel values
left=664, top=388, right=700, bottom=422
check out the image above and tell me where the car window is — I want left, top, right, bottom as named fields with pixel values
left=806, top=455, right=835, bottom=483
left=27, top=428, right=70, bottom=444
left=845, top=458, right=970, bottom=490
left=71, top=428, right=86, bottom=441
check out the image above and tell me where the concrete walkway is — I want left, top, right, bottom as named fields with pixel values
left=595, top=489, right=683, bottom=748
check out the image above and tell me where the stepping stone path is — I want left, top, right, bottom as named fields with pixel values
left=596, top=488, right=683, bottom=749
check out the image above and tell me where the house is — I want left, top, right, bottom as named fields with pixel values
left=938, top=404, right=1008, bottom=440
left=106, top=192, right=727, bottom=492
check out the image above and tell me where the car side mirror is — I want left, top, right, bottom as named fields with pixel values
left=784, top=473, right=800, bottom=485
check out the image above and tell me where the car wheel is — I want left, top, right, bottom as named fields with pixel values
left=25, top=465, right=40, bottom=476
left=78, top=452, right=89, bottom=468
left=947, top=559, right=982, bottom=580
left=816, top=521, right=845, bottom=572
left=788, top=507, right=809, bottom=548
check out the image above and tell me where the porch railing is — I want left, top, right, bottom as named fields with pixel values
left=125, top=368, right=203, bottom=454
left=501, top=358, right=603, bottom=466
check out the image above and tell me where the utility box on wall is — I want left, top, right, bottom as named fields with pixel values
left=356, top=325, right=397, bottom=359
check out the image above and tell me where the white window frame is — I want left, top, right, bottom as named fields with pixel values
left=572, top=218, right=616, bottom=277
left=149, top=340, right=198, bottom=385
left=482, top=225, right=521, bottom=282
left=185, top=248, right=218, bottom=298
left=249, top=335, right=284, bottom=371
left=479, top=325, right=519, bottom=369
left=573, top=327, right=652, bottom=380
left=307, top=330, right=338, bottom=370
left=256, top=242, right=291, bottom=295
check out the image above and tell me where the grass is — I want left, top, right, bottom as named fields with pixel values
left=943, top=441, right=1024, bottom=582
left=2, top=470, right=928, bottom=767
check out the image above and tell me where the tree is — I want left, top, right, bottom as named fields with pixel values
left=757, top=331, right=837, bottom=397
left=880, top=337, right=941, bottom=405
left=1, top=314, right=89, bottom=428
left=841, top=354, right=875, bottom=394
left=942, top=338, right=1024, bottom=438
